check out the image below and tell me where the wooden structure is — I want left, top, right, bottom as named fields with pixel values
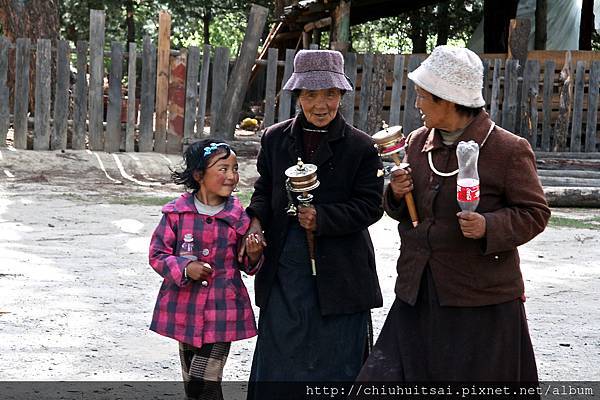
left=1, top=10, right=600, bottom=156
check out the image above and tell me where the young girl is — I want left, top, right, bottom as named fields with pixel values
left=149, top=139, right=263, bottom=399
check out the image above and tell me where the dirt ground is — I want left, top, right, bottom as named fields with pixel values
left=0, top=148, right=599, bottom=383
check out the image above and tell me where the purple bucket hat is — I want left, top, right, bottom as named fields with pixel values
left=282, top=50, right=354, bottom=92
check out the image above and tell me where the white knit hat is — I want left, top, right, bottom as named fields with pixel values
left=408, top=45, right=485, bottom=108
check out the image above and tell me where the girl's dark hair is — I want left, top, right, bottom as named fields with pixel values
left=431, top=93, right=482, bottom=118
left=171, top=139, right=232, bottom=191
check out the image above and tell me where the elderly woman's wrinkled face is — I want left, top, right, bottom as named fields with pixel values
left=415, top=86, right=454, bottom=129
left=298, top=88, right=342, bottom=127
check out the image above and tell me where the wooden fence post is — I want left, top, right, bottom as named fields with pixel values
left=196, top=44, right=211, bottom=137
left=154, top=11, right=171, bottom=153
left=52, top=40, right=70, bottom=150
left=72, top=41, right=88, bottom=150
left=13, top=38, right=30, bottom=149
left=88, top=9, right=106, bottom=151
left=569, top=61, right=586, bottom=152
left=541, top=60, right=555, bottom=151
left=210, top=47, right=230, bottom=134
left=585, top=61, right=600, bottom=152
left=341, top=51, right=357, bottom=125
left=213, top=4, right=268, bottom=139
left=166, top=51, right=186, bottom=153
left=482, top=59, right=491, bottom=107
left=0, top=37, right=9, bottom=146
left=357, top=53, right=373, bottom=132
left=33, top=39, right=51, bottom=150
left=553, top=51, right=573, bottom=152
left=501, top=59, right=519, bottom=132
left=126, top=43, right=137, bottom=152
left=106, top=42, right=123, bottom=153
left=263, top=47, right=278, bottom=129
left=139, top=36, right=156, bottom=152
left=183, top=46, right=200, bottom=143
left=278, top=49, right=295, bottom=122
left=490, top=59, right=502, bottom=124
left=388, top=54, right=405, bottom=127
left=402, top=55, right=422, bottom=134
left=519, top=60, right=540, bottom=147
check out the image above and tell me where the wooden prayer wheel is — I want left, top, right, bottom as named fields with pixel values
left=373, top=124, right=420, bottom=228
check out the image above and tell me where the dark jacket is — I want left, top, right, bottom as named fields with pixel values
left=247, top=113, right=384, bottom=315
left=385, top=110, right=550, bottom=307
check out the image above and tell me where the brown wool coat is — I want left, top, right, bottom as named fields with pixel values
left=385, top=110, right=550, bottom=307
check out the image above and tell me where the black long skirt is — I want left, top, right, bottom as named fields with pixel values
left=357, top=266, right=538, bottom=382
left=247, top=223, right=368, bottom=399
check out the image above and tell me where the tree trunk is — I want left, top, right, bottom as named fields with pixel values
left=534, top=0, right=547, bottom=50
left=579, top=0, right=594, bottom=50
left=125, top=0, right=135, bottom=45
left=408, top=10, right=427, bottom=53
left=203, top=12, right=212, bottom=45
left=0, top=0, right=59, bottom=111
left=483, top=0, right=519, bottom=53
left=436, top=1, right=450, bottom=46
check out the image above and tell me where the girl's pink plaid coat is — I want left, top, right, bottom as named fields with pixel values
left=149, top=192, right=258, bottom=347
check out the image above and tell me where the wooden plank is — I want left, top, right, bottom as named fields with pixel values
left=166, top=51, right=186, bottom=153
left=490, top=59, right=502, bottom=124
left=196, top=44, right=211, bottom=137
left=501, top=59, right=519, bottom=132
left=125, top=42, right=137, bottom=152
left=541, top=60, right=555, bottom=152
left=357, top=52, right=373, bottom=132
left=210, top=46, right=230, bottom=134
left=388, top=54, right=405, bottom=127
left=33, top=39, right=51, bottom=150
left=519, top=60, right=540, bottom=147
left=402, top=55, right=422, bottom=134
left=183, top=46, right=200, bottom=142
left=88, top=9, right=106, bottom=151
left=278, top=49, right=295, bottom=122
left=154, top=11, right=172, bottom=153
left=139, top=36, right=156, bottom=152
left=263, top=47, right=278, bottom=128
left=13, top=38, right=30, bottom=149
left=553, top=51, right=573, bottom=152
left=52, top=40, right=70, bottom=150
left=213, top=4, right=268, bottom=139
left=482, top=58, right=490, bottom=107
left=585, top=60, right=600, bottom=152
left=341, top=51, right=357, bottom=125
left=569, top=61, right=585, bottom=152
left=72, top=41, right=88, bottom=150
left=106, top=42, right=123, bottom=153
left=0, top=37, right=9, bottom=146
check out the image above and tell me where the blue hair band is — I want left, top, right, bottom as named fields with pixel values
left=203, top=142, right=228, bottom=158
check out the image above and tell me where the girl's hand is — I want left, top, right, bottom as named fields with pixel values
left=245, top=233, right=264, bottom=265
left=185, top=261, right=213, bottom=281
left=238, top=217, right=267, bottom=263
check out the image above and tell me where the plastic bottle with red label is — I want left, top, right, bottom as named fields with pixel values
left=456, top=140, right=480, bottom=212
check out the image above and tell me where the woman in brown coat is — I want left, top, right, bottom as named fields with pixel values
left=358, top=45, right=550, bottom=382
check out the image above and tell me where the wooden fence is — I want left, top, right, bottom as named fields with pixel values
left=0, top=12, right=599, bottom=154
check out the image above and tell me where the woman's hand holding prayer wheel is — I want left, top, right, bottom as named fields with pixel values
left=389, top=167, right=414, bottom=201
left=298, top=204, right=317, bottom=231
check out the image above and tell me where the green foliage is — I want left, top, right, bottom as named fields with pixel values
left=351, top=0, right=483, bottom=54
